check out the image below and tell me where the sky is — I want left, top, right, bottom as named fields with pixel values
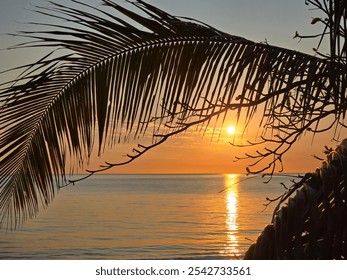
left=0, top=0, right=343, bottom=174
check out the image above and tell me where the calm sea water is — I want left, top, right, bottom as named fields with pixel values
left=0, top=174, right=292, bottom=259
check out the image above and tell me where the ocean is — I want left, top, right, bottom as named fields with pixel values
left=0, top=174, right=293, bottom=259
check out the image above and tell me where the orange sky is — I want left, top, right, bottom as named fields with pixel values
left=82, top=121, right=343, bottom=175
left=1, top=0, right=345, bottom=176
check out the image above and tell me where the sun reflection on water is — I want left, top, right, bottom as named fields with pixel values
left=221, top=174, right=240, bottom=258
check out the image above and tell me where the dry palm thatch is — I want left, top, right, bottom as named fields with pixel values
left=244, top=139, right=347, bottom=259
left=0, top=0, right=346, bottom=228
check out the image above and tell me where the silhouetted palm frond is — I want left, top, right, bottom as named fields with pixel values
left=0, top=0, right=346, bottom=228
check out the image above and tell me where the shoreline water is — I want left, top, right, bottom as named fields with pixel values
left=0, top=174, right=291, bottom=259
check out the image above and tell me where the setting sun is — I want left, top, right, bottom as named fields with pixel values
left=227, top=126, right=236, bottom=135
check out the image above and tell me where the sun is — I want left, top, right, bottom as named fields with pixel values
left=226, top=125, right=236, bottom=135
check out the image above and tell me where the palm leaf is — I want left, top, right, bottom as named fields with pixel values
left=0, top=0, right=345, bottom=228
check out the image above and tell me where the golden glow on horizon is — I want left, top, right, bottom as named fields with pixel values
left=221, top=174, right=240, bottom=257
left=226, top=126, right=236, bottom=135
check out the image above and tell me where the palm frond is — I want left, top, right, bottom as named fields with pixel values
left=0, top=0, right=345, bottom=228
